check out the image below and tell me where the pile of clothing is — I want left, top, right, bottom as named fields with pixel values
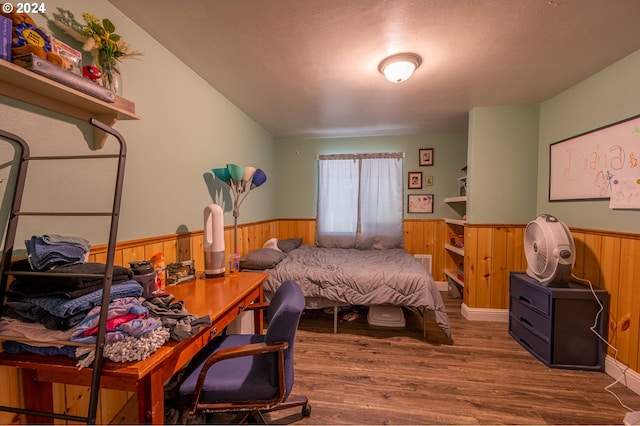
left=0, top=234, right=210, bottom=369
left=25, top=234, right=91, bottom=271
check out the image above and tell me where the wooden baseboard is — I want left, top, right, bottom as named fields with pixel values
left=460, top=303, right=509, bottom=322
left=606, top=355, right=640, bottom=397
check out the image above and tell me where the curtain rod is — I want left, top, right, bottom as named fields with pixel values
left=317, top=152, right=405, bottom=160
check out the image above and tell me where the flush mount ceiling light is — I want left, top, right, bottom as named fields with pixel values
left=378, top=52, right=422, bottom=83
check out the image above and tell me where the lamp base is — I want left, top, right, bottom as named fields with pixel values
left=205, top=272, right=225, bottom=278
left=204, top=250, right=225, bottom=278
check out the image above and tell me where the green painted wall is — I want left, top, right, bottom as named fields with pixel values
left=2, top=0, right=637, bottom=254
left=467, top=105, right=540, bottom=224
left=538, top=50, right=640, bottom=233
left=0, top=0, right=276, bottom=251
left=274, top=132, right=468, bottom=219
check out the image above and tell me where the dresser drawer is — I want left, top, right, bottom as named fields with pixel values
left=509, top=272, right=550, bottom=315
left=509, top=272, right=608, bottom=371
left=509, top=317, right=550, bottom=365
left=509, top=296, right=550, bottom=339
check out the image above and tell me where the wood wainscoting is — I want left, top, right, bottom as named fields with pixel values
left=1, top=218, right=639, bottom=424
left=462, top=223, right=640, bottom=378
left=86, top=218, right=442, bottom=277
left=463, top=224, right=527, bottom=310
left=570, top=228, right=640, bottom=375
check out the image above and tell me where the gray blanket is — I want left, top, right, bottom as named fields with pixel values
left=263, top=245, right=451, bottom=337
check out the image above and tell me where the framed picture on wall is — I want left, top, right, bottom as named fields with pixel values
left=408, top=172, right=422, bottom=189
left=408, top=194, right=434, bottom=213
left=419, top=148, right=434, bottom=166
left=424, top=176, right=433, bottom=186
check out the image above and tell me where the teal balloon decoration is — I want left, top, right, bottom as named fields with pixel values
left=212, top=167, right=231, bottom=184
left=227, top=164, right=244, bottom=182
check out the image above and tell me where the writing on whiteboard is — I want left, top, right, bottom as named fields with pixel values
left=562, top=144, right=638, bottom=196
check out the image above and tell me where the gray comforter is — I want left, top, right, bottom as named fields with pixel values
left=263, top=245, right=451, bottom=337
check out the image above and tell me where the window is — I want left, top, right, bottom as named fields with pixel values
left=316, top=153, right=404, bottom=249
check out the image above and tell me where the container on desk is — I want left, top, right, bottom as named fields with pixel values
left=227, top=254, right=239, bottom=277
left=130, top=261, right=157, bottom=298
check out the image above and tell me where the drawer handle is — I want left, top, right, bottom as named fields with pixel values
left=238, top=303, right=245, bottom=313
left=519, top=316, right=533, bottom=328
left=518, top=295, right=532, bottom=306
left=519, top=338, right=533, bottom=350
left=210, top=327, right=218, bottom=337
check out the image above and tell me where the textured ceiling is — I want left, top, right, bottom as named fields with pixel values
left=110, top=0, right=640, bottom=139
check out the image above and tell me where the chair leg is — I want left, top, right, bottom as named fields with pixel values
left=230, top=411, right=250, bottom=424
left=227, top=410, right=268, bottom=424
left=224, top=398, right=310, bottom=424
left=262, top=396, right=311, bottom=417
left=250, top=411, right=267, bottom=424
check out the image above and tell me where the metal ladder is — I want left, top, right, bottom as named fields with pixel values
left=0, top=118, right=127, bottom=424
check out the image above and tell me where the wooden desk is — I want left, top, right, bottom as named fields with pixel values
left=0, top=271, right=267, bottom=424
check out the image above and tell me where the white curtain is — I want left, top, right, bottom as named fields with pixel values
left=316, top=154, right=404, bottom=249
left=316, top=158, right=358, bottom=247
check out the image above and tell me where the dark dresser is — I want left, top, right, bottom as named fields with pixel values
left=509, top=272, right=609, bottom=371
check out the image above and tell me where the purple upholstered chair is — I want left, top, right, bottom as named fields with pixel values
left=175, top=280, right=310, bottom=423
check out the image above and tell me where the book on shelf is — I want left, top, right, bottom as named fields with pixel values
left=0, top=15, right=10, bottom=62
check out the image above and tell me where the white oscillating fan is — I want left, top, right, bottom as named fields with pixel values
left=524, top=214, right=575, bottom=286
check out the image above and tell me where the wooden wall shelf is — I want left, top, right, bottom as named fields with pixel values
left=0, top=59, right=140, bottom=149
left=444, top=195, right=467, bottom=203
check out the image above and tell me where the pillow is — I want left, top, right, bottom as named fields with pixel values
left=262, top=238, right=281, bottom=251
left=277, top=238, right=303, bottom=253
left=239, top=248, right=287, bottom=270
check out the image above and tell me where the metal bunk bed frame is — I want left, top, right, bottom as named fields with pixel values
left=0, top=118, right=127, bottom=424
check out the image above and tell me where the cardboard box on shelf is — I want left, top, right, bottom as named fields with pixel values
left=51, top=37, right=82, bottom=75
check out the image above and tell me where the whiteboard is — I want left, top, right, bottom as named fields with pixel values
left=549, top=114, right=640, bottom=202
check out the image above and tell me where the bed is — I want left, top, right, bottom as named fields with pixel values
left=241, top=242, right=451, bottom=339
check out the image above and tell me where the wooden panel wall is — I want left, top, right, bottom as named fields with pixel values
left=463, top=224, right=640, bottom=373
left=403, top=219, right=444, bottom=280
left=571, top=229, right=640, bottom=372
left=1, top=219, right=638, bottom=424
left=463, top=225, right=527, bottom=309
left=276, top=219, right=316, bottom=245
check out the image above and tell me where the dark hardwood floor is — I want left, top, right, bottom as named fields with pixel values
left=258, top=292, right=640, bottom=425
left=130, top=291, right=640, bottom=425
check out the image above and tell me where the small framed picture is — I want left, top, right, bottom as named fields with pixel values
left=424, top=176, right=433, bottom=186
left=419, top=148, right=434, bottom=166
left=408, top=172, right=422, bottom=189
left=408, top=194, right=434, bottom=213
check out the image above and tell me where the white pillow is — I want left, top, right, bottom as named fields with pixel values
left=262, top=237, right=281, bottom=251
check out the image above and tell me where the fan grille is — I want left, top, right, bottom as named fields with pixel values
left=525, top=221, right=548, bottom=275
left=524, top=214, right=575, bottom=286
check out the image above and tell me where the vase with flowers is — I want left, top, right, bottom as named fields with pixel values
left=52, top=8, right=141, bottom=95
left=99, top=57, right=121, bottom=95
